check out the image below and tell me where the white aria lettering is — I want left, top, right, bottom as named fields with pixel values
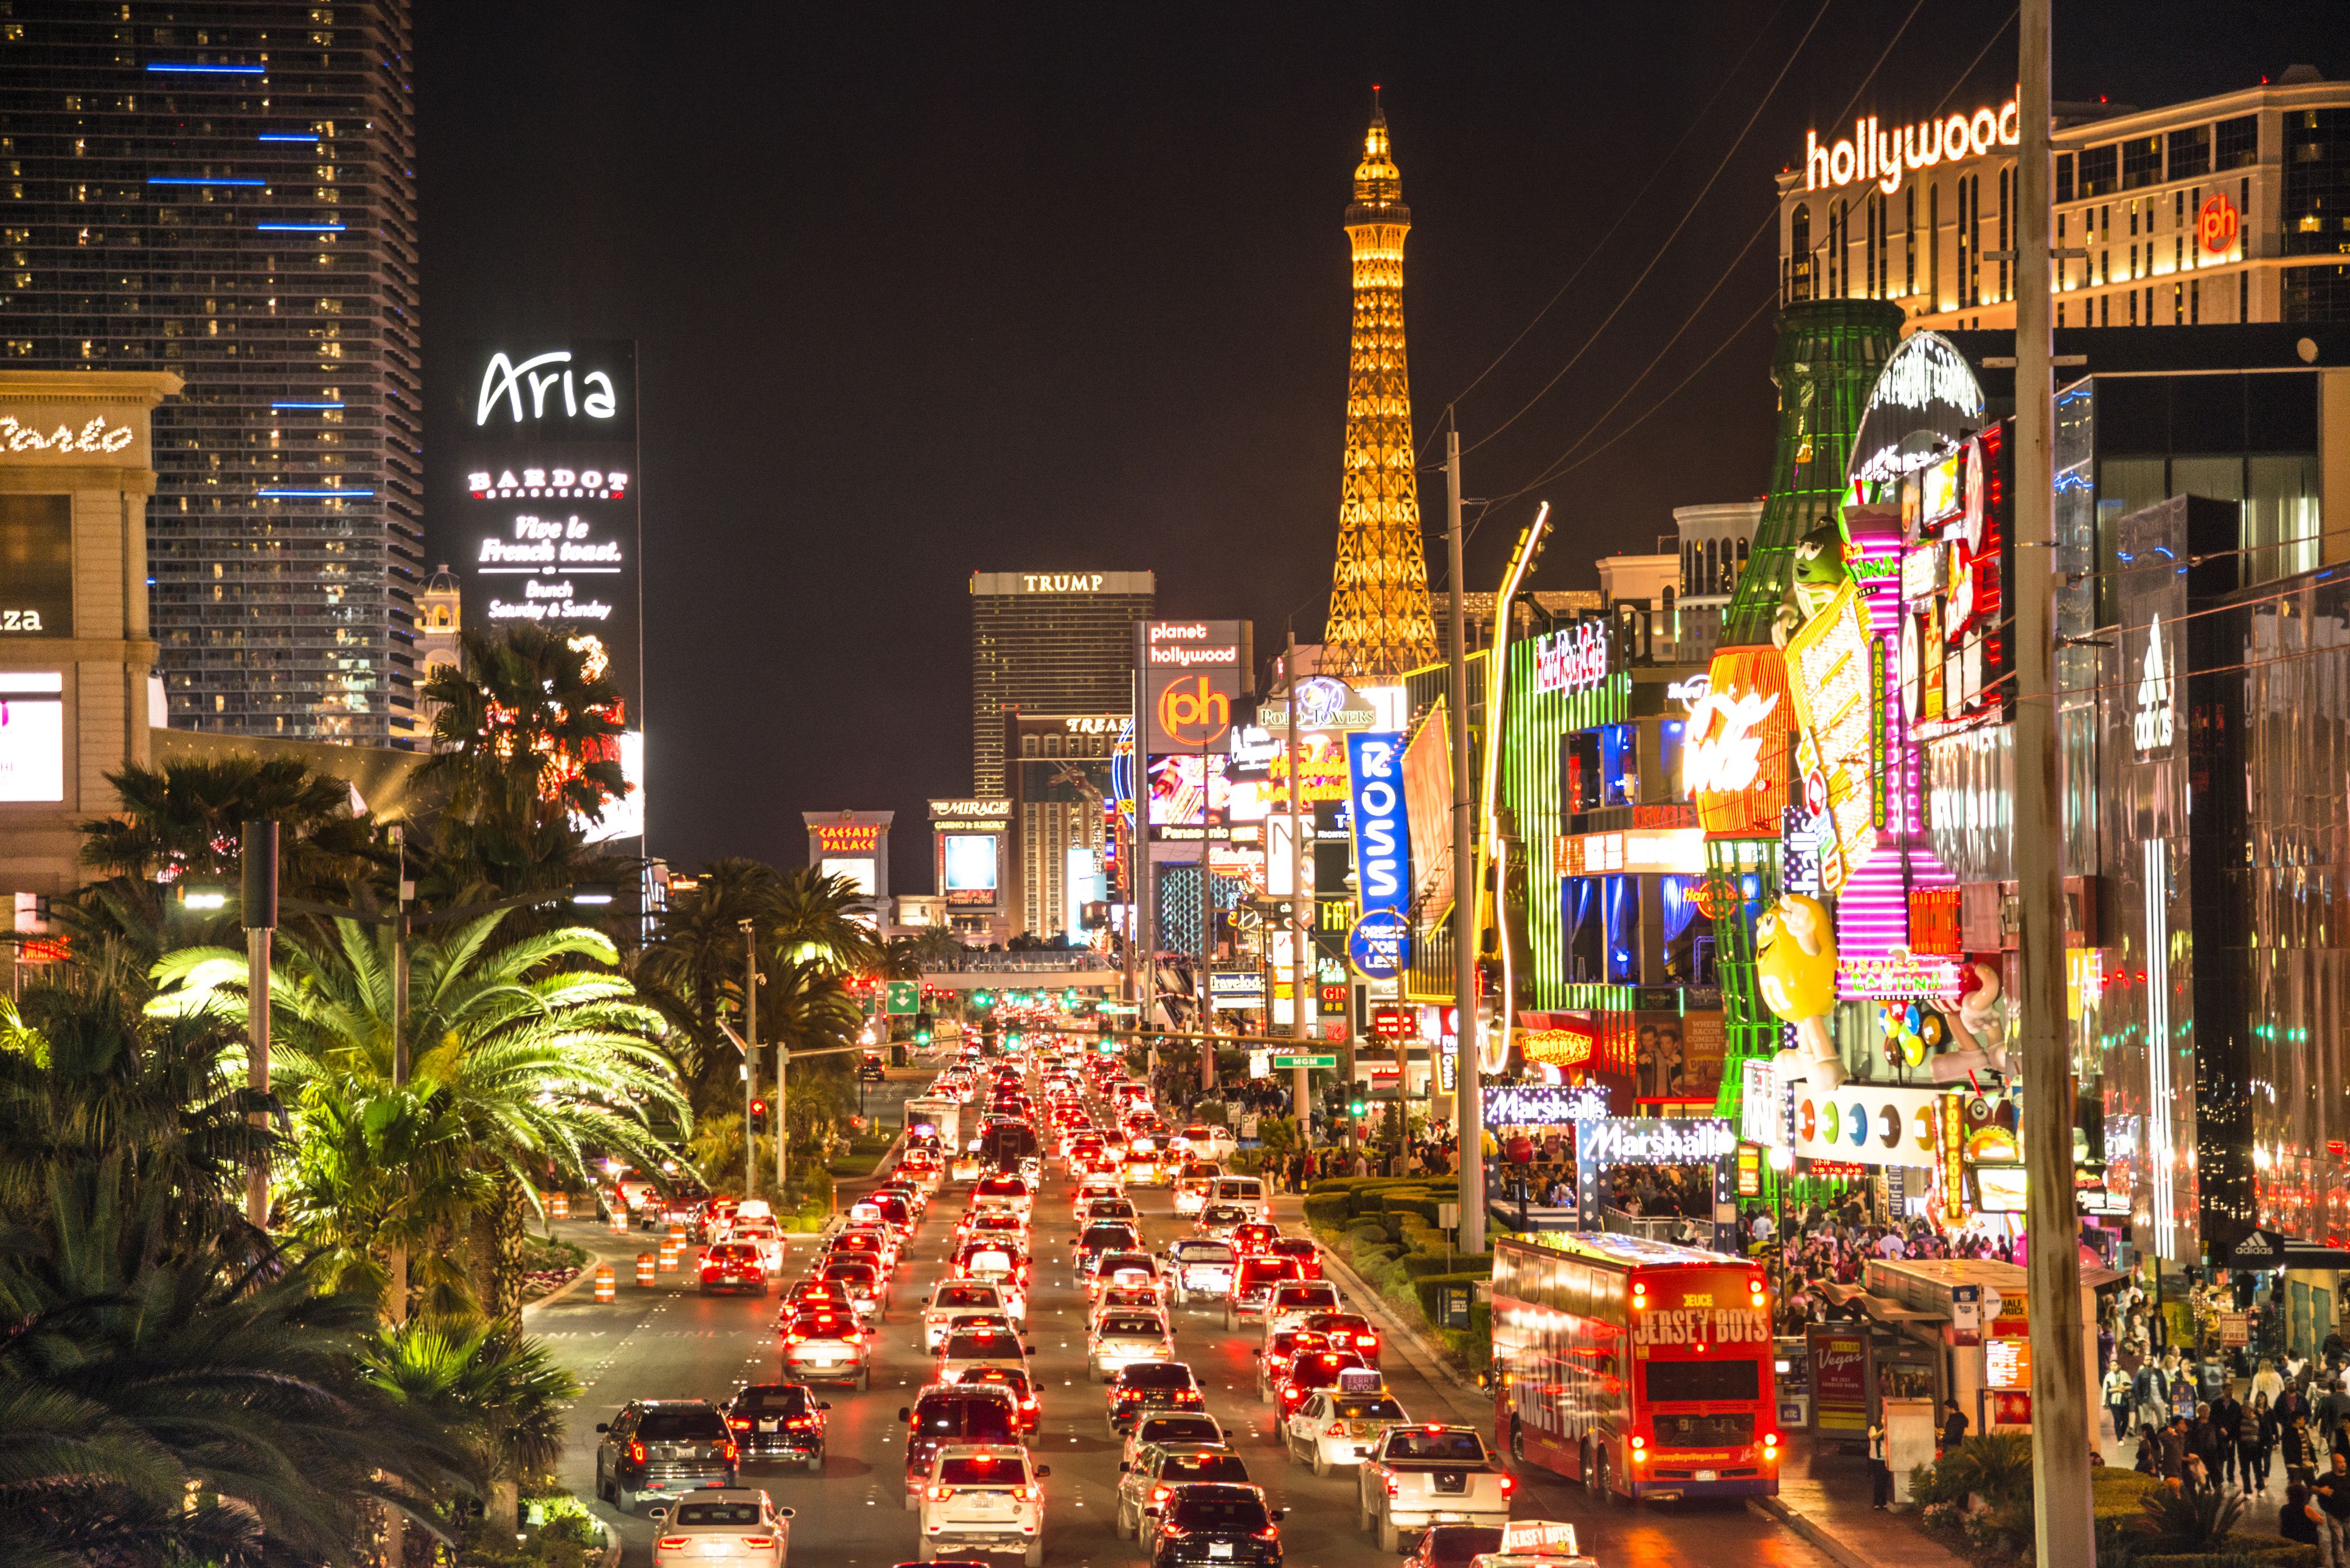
left=1683, top=689, right=1782, bottom=797
left=474, top=350, right=621, bottom=426
left=1, top=415, right=136, bottom=454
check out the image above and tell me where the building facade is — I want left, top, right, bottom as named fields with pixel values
left=968, top=571, right=1152, bottom=797
left=1779, top=67, right=2350, bottom=331
left=0, top=2, right=424, bottom=746
left=1006, top=710, right=1120, bottom=943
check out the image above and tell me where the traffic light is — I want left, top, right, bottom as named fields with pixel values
left=749, top=1098, right=769, bottom=1135
left=972, top=991, right=992, bottom=1010
left=1347, top=1092, right=1368, bottom=1117
left=1096, top=1017, right=1113, bottom=1042
left=915, top=1010, right=934, bottom=1047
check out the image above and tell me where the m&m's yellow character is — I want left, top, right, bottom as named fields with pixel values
left=1754, top=893, right=1846, bottom=1089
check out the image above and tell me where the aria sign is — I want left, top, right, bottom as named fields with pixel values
left=473, top=350, right=622, bottom=428
left=1802, top=99, right=2020, bottom=195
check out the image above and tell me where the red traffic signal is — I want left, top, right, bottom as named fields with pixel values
left=749, top=1098, right=770, bottom=1134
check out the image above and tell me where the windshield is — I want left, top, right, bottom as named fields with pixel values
left=936, top=1285, right=999, bottom=1308
left=938, top=1455, right=1029, bottom=1486
left=1167, top=1491, right=1270, bottom=1531
left=1157, top=1452, right=1250, bottom=1483
left=1425, top=1527, right=1507, bottom=1566
left=732, top=1387, right=809, bottom=1414
left=1333, top=1398, right=1406, bottom=1421
left=1644, top=1359, right=1761, bottom=1403
left=790, top=1314, right=855, bottom=1338
left=912, top=1396, right=1015, bottom=1441
left=1382, top=1430, right=1489, bottom=1462
left=822, top=1261, right=876, bottom=1283
left=1082, top=1225, right=1138, bottom=1247
left=637, top=1410, right=726, bottom=1441
left=1138, top=1417, right=1222, bottom=1446
left=709, top=1244, right=759, bottom=1262
left=944, top=1333, right=1020, bottom=1359
left=676, top=1502, right=765, bottom=1526
left=1119, top=1364, right=1194, bottom=1389
left=1099, top=1315, right=1164, bottom=1336
left=1175, top=1242, right=1236, bottom=1262
left=1273, top=1286, right=1338, bottom=1308
left=1096, top=1252, right=1154, bottom=1275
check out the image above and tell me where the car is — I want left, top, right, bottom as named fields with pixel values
left=1123, top=1148, right=1170, bottom=1187
left=701, top=1241, right=770, bottom=1296
left=830, top=1224, right=900, bottom=1272
left=925, top=1281, right=1017, bottom=1349
left=1089, top=1308, right=1174, bottom=1381
left=1281, top=1386, right=1406, bottom=1476
left=780, top=1307, right=871, bottom=1389
left=1087, top=1250, right=1163, bottom=1302
left=936, top=1324, right=1034, bottom=1385
left=919, top=1445, right=1048, bottom=1566
left=1226, top=1256, right=1305, bottom=1330
left=1122, top=1412, right=1229, bottom=1470
left=725, top=1382, right=831, bottom=1473
left=951, top=1363, right=1041, bottom=1435
left=1295, top=1311, right=1381, bottom=1364
left=1268, top=1348, right=1369, bottom=1432
left=1107, top=1361, right=1205, bottom=1435
left=782, top=1278, right=855, bottom=1318
left=900, top=1385, right=1023, bottom=1510
left=1076, top=1193, right=1139, bottom=1227
left=1115, top=1445, right=1253, bottom=1539
left=1147, top=1482, right=1284, bottom=1568
left=596, top=1399, right=739, bottom=1514
left=970, top=1173, right=1034, bottom=1218
left=956, top=1211, right=1029, bottom=1251
left=1194, top=1204, right=1250, bottom=1241
left=1172, top=1165, right=1223, bottom=1218
left=1173, top=1125, right=1240, bottom=1163
left=1164, top=1240, right=1237, bottom=1306
left=866, top=1192, right=920, bottom=1234
left=1210, top=1178, right=1268, bottom=1222
left=1266, top=1237, right=1323, bottom=1280
left=819, top=1257, right=889, bottom=1321
left=729, top=1218, right=788, bottom=1274
left=1262, top=1281, right=1346, bottom=1341
left=1090, top=1285, right=1166, bottom=1325
left=1357, top=1426, right=1514, bottom=1551
left=949, top=1240, right=1031, bottom=1305
left=1402, top=1525, right=1508, bottom=1568
left=1073, top=1175, right=1121, bottom=1207
left=1230, top=1222, right=1282, bottom=1258
left=1075, top=1219, right=1142, bottom=1273
left=647, top=1486, right=793, bottom=1567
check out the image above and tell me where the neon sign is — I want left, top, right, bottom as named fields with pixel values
left=475, top=350, right=620, bottom=426
left=1802, top=99, right=2020, bottom=195
left=467, top=467, right=629, bottom=500
left=1786, top=579, right=1881, bottom=895
left=1686, top=647, right=1792, bottom=837
left=2198, top=192, right=2240, bottom=256
left=1346, top=732, right=1410, bottom=920
left=2134, top=614, right=2175, bottom=752
left=0, top=415, right=135, bottom=454
left=1531, top=620, right=1609, bottom=696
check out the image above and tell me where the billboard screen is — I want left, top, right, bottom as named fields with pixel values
left=0, top=671, right=64, bottom=802
left=942, top=833, right=999, bottom=893
left=454, top=340, right=643, bottom=838
left=1141, top=620, right=1249, bottom=753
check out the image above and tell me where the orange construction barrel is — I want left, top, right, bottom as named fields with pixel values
left=607, top=1198, right=628, bottom=1233
left=551, top=1192, right=571, bottom=1221
left=637, top=1252, right=657, bottom=1287
left=657, top=1243, right=680, bottom=1274
left=594, top=1263, right=616, bottom=1303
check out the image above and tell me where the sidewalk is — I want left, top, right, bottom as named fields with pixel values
left=1750, top=1432, right=1971, bottom=1568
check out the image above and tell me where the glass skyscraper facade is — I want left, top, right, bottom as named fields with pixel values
left=968, top=571, right=1152, bottom=797
left=0, top=1, right=422, bottom=744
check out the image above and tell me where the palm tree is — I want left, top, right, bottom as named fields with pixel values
left=419, top=625, right=627, bottom=866
left=152, top=912, right=686, bottom=1326
left=363, top=1323, right=577, bottom=1535
left=768, top=866, right=883, bottom=975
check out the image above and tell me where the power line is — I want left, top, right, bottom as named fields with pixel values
left=1457, top=0, right=1838, bottom=460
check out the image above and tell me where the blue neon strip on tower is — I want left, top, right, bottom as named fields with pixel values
left=269, top=401, right=345, bottom=410
left=148, top=177, right=266, bottom=186
left=256, top=133, right=318, bottom=142
left=145, top=62, right=266, bottom=74
left=258, top=488, right=374, bottom=498
left=255, top=223, right=346, bottom=232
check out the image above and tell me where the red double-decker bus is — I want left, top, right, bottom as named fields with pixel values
left=1490, top=1233, right=1779, bottom=1504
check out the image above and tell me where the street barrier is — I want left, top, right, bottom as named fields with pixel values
left=594, top=1264, right=616, bottom=1303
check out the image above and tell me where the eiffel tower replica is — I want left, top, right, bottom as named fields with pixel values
left=1321, top=92, right=1437, bottom=683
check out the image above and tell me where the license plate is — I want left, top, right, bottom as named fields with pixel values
left=1697, top=1469, right=1718, bottom=1481
left=759, top=1418, right=779, bottom=1432
left=1209, top=1547, right=1233, bottom=1560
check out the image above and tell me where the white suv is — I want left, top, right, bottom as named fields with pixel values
left=919, top=1444, right=1046, bottom=1564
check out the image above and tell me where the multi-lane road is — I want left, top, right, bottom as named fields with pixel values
left=533, top=1077, right=1835, bottom=1568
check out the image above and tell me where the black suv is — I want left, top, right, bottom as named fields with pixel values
left=1107, top=1361, right=1203, bottom=1436
left=594, top=1399, right=737, bottom=1513
left=898, top=1384, right=1020, bottom=1508
left=1150, top=1483, right=1284, bottom=1568
left=724, top=1382, right=830, bottom=1471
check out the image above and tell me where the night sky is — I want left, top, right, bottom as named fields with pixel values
left=415, top=0, right=2340, bottom=891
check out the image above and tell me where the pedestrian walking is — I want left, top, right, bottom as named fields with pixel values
left=2316, top=1453, right=2350, bottom=1565
left=2246, top=1392, right=2273, bottom=1492
left=1868, top=1420, right=1893, bottom=1510
left=2105, top=1363, right=2138, bottom=1451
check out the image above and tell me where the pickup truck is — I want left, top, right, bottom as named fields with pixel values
left=1357, top=1424, right=1515, bottom=1552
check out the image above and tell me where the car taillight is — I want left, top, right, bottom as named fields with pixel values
left=1021, top=1398, right=1037, bottom=1410
left=729, top=1417, right=752, bottom=1430
left=1152, top=1485, right=1172, bottom=1505
left=629, top=1440, right=647, bottom=1463
left=658, top=1537, right=690, bottom=1550
left=1500, top=1475, right=1515, bottom=1496
left=1177, top=1389, right=1200, bottom=1403
left=740, top=1538, right=776, bottom=1549
left=1253, top=1527, right=1281, bottom=1541
left=1384, top=1477, right=1399, bottom=1497
left=787, top=1417, right=818, bottom=1429
left=929, top=1485, right=954, bottom=1500
left=1011, top=1485, right=1034, bottom=1501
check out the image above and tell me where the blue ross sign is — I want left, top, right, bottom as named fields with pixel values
left=1345, top=731, right=1411, bottom=920
left=1347, top=907, right=1411, bottom=980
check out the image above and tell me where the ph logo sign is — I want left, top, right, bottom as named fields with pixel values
left=1156, top=676, right=1231, bottom=748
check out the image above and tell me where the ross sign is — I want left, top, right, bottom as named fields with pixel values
left=1785, top=578, right=1883, bottom=895
left=1801, top=100, right=2019, bottom=195
left=1346, top=907, right=1410, bottom=980
left=1530, top=620, right=1610, bottom=696
left=456, top=339, right=644, bottom=838
left=1270, top=1053, right=1338, bottom=1070
left=1792, top=1083, right=1941, bottom=1168
left=1346, top=732, right=1411, bottom=920
left=1686, top=647, right=1793, bottom=836
left=2198, top=192, right=2241, bottom=257
left=1142, top=620, right=1248, bottom=752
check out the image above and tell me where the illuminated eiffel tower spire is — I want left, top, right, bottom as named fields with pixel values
left=1323, top=90, right=1437, bottom=683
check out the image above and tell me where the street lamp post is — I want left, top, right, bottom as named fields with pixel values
left=741, top=918, right=759, bottom=1202
left=240, top=820, right=278, bottom=1231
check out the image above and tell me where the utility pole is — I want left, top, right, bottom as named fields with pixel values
left=1198, top=726, right=1214, bottom=1096
left=240, top=820, right=277, bottom=1232
left=1447, top=426, right=1485, bottom=1254
left=388, top=824, right=411, bottom=1323
left=1285, top=632, right=1310, bottom=1129
left=2014, top=1, right=2093, bottom=1559
left=741, top=918, right=759, bottom=1201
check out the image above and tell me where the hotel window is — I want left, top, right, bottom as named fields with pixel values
left=2057, top=300, right=2066, bottom=327
left=1928, top=182, right=1941, bottom=305
left=2282, top=108, right=2350, bottom=258
left=2129, top=290, right=2138, bottom=325
left=2168, top=124, right=2212, bottom=181
left=1905, top=185, right=1917, bottom=296
left=1997, top=165, right=2011, bottom=300
left=1789, top=204, right=1812, bottom=302
left=2077, top=144, right=2118, bottom=198
left=2173, top=283, right=2184, bottom=324
left=2056, top=151, right=2076, bottom=205
left=2191, top=279, right=2200, bottom=322
left=2215, top=114, right=2258, bottom=171
left=2122, top=135, right=2161, bottom=190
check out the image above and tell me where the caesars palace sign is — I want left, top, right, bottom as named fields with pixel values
left=1803, top=96, right=2020, bottom=195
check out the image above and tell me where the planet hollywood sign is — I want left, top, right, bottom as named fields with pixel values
left=1802, top=97, right=2020, bottom=195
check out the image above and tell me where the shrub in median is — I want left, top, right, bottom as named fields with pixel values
left=1400, top=1251, right=1491, bottom=1279
left=1304, top=1193, right=1352, bottom=1229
